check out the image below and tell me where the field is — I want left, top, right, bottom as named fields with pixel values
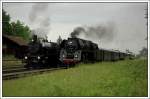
left=3, top=59, right=148, bottom=97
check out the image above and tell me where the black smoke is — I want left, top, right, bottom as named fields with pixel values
left=70, top=22, right=116, bottom=43
left=70, top=27, right=85, bottom=38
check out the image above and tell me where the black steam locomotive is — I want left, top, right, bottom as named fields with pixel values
left=23, top=35, right=60, bottom=69
left=59, top=38, right=98, bottom=64
left=59, top=37, right=133, bottom=65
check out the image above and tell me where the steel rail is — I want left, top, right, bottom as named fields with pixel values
left=3, top=68, right=27, bottom=73
left=2, top=67, right=67, bottom=80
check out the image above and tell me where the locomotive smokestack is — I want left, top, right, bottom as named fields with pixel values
left=32, top=35, right=38, bottom=42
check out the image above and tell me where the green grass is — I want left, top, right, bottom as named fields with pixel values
left=2, top=54, right=23, bottom=68
left=3, top=59, right=148, bottom=97
left=2, top=54, right=19, bottom=60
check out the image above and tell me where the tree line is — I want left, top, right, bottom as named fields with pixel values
left=2, top=9, right=31, bottom=41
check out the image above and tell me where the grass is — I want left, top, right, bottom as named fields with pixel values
left=2, top=54, right=23, bottom=68
left=2, top=59, right=148, bottom=97
left=2, top=54, right=20, bottom=60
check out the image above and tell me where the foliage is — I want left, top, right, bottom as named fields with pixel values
left=11, top=20, right=31, bottom=40
left=2, top=9, right=12, bottom=34
left=3, top=59, right=148, bottom=96
left=137, top=47, right=148, bottom=58
left=2, top=9, right=31, bottom=41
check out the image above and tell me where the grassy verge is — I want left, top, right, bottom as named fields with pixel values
left=2, top=54, right=23, bottom=68
left=3, top=59, right=148, bottom=96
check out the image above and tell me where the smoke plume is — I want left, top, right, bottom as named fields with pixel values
left=70, top=27, right=85, bottom=38
left=70, top=22, right=116, bottom=43
left=29, top=3, right=50, bottom=37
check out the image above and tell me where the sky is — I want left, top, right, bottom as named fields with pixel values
left=2, top=2, right=148, bottom=54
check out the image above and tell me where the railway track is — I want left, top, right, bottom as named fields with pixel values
left=3, top=65, right=25, bottom=70
left=2, top=67, right=67, bottom=80
left=3, top=67, right=27, bottom=73
left=2, top=59, right=68, bottom=80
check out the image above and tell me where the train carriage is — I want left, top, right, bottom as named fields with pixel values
left=101, top=49, right=112, bottom=61
left=119, top=51, right=126, bottom=60
left=111, top=50, right=120, bottom=61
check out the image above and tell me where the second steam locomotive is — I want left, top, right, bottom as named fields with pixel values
left=23, top=35, right=60, bottom=69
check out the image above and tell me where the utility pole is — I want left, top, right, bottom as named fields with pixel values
left=144, top=5, right=148, bottom=33
left=144, top=5, right=148, bottom=46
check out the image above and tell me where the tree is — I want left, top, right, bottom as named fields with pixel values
left=57, top=35, right=62, bottom=45
left=138, top=47, right=148, bottom=57
left=11, top=20, right=31, bottom=40
left=2, top=9, right=12, bottom=34
left=2, top=9, right=31, bottom=41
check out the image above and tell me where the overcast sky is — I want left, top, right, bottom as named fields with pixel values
left=2, top=2, right=148, bottom=54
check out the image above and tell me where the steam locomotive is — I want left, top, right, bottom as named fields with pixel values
left=59, top=37, right=133, bottom=65
left=59, top=38, right=98, bottom=64
left=23, top=35, right=60, bottom=69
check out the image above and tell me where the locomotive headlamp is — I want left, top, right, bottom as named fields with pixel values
left=68, top=41, right=72, bottom=44
left=37, top=56, right=40, bottom=60
left=24, top=56, right=28, bottom=59
left=62, top=54, right=65, bottom=58
left=75, top=54, right=78, bottom=58
left=31, top=39, right=34, bottom=42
